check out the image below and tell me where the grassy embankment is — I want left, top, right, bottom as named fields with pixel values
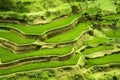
left=0, top=46, right=73, bottom=63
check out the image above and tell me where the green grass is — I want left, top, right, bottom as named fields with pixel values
left=46, top=22, right=91, bottom=43
left=103, top=14, right=120, bottom=20
left=0, top=46, right=73, bottom=63
left=86, top=54, right=120, bottom=67
left=82, top=45, right=114, bottom=55
left=0, top=53, right=79, bottom=75
left=100, top=20, right=113, bottom=25
left=105, top=29, right=120, bottom=39
left=86, top=37, right=110, bottom=45
left=88, top=0, right=116, bottom=12
left=0, top=14, right=81, bottom=34
left=0, top=30, right=35, bottom=44
left=98, top=0, right=116, bottom=12
left=0, top=0, right=118, bottom=76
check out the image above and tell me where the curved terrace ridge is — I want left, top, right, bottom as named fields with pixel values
left=0, top=48, right=75, bottom=69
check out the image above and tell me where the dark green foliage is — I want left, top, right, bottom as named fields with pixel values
left=92, top=22, right=101, bottom=30
left=111, top=19, right=118, bottom=30
left=82, top=12, right=89, bottom=18
left=71, top=5, right=81, bottom=14
left=42, top=0, right=57, bottom=9
left=16, top=1, right=30, bottom=13
left=116, top=3, right=120, bottom=14
left=71, top=5, right=78, bottom=14
left=87, top=30, right=94, bottom=36
left=113, top=76, right=118, bottom=80
left=45, top=11, right=51, bottom=17
left=47, top=69, right=55, bottom=77
left=0, top=0, right=15, bottom=11
left=62, top=0, right=74, bottom=3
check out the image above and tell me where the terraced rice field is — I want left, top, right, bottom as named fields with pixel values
left=0, top=14, right=81, bottom=34
left=82, top=45, right=114, bottom=55
left=0, top=13, right=84, bottom=76
left=46, top=21, right=91, bottom=43
left=0, top=0, right=120, bottom=79
left=85, top=37, right=110, bottom=45
left=86, top=54, right=120, bottom=67
left=103, top=14, right=120, bottom=20
left=0, top=46, right=73, bottom=63
left=105, top=29, right=120, bottom=39
left=0, top=30, right=35, bottom=44
left=0, top=12, right=119, bottom=76
left=0, top=53, right=80, bottom=75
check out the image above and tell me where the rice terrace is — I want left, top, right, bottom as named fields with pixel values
left=0, top=0, right=120, bottom=80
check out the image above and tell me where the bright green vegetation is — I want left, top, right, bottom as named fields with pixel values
left=0, top=0, right=79, bottom=13
left=0, top=0, right=81, bottom=23
left=100, top=20, right=113, bottom=25
left=0, top=46, right=73, bottom=63
left=0, top=30, right=35, bottom=44
left=86, top=37, right=110, bottom=45
left=103, top=14, right=120, bottom=20
left=46, top=22, right=91, bottom=43
left=0, top=53, right=79, bottom=75
left=0, top=0, right=120, bottom=79
left=86, top=54, right=120, bottom=67
left=88, top=0, right=116, bottom=12
left=105, top=29, right=120, bottom=39
left=83, top=0, right=117, bottom=16
left=82, top=45, right=114, bottom=55
left=98, top=0, right=116, bottom=12
left=0, top=14, right=80, bottom=34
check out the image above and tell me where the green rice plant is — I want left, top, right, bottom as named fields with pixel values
left=0, top=46, right=73, bottom=63
left=86, top=37, right=110, bottom=45
left=103, top=14, right=120, bottom=20
left=88, top=0, right=116, bottom=12
left=105, top=29, right=120, bottom=39
left=100, top=20, right=113, bottom=25
left=86, top=53, right=120, bottom=68
left=82, top=45, right=114, bottom=55
left=0, top=53, right=79, bottom=75
left=46, top=22, right=91, bottom=43
left=0, top=30, right=35, bottom=44
left=0, top=14, right=80, bottom=34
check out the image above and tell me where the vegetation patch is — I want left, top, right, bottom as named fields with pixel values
left=0, top=53, right=79, bottom=75
left=46, top=21, right=91, bottom=43
left=0, top=29, right=35, bottom=44
left=0, top=46, right=73, bottom=63
left=82, top=45, right=114, bottom=55
left=0, top=14, right=80, bottom=34
left=0, top=0, right=120, bottom=80
left=86, top=54, right=120, bottom=68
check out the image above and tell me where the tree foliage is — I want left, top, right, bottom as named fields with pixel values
left=0, top=0, right=15, bottom=11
